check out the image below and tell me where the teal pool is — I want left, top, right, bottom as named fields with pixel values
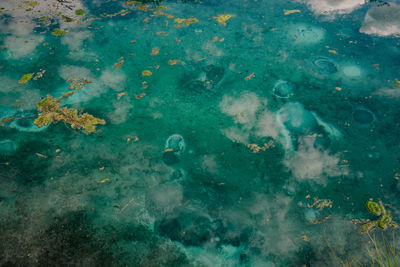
left=1, top=0, right=400, bottom=266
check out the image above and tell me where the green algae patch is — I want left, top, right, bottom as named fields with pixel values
left=34, top=92, right=106, bottom=134
left=362, top=200, right=398, bottom=233
left=75, top=9, right=85, bottom=15
left=18, top=73, right=34, bottom=84
left=23, top=1, right=38, bottom=7
left=51, top=29, right=68, bottom=37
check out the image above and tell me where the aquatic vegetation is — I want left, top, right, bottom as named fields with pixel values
left=142, top=70, right=152, bottom=76
left=75, top=9, right=85, bottom=16
left=174, top=17, right=198, bottom=26
left=34, top=93, right=106, bottom=134
left=213, top=14, right=235, bottom=26
left=18, top=73, right=33, bottom=84
left=51, top=29, right=68, bottom=37
left=362, top=200, right=398, bottom=233
left=1, top=0, right=400, bottom=265
left=10, top=115, right=48, bottom=132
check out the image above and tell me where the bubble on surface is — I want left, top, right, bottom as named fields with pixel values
left=353, top=108, right=375, bottom=125
left=272, top=80, right=295, bottom=99
left=312, top=57, right=338, bottom=74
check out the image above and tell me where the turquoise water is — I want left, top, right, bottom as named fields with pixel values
left=1, top=0, right=400, bottom=266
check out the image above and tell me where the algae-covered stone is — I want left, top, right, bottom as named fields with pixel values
left=366, top=201, right=381, bottom=216
left=361, top=199, right=398, bottom=233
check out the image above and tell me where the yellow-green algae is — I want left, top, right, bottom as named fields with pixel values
left=362, top=200, right=398, bottom=233
left=18, top=73, right=34, bottom=84
left=51, top=28, right=68, bottom=37
left=34, top=92, right=106, bottom=134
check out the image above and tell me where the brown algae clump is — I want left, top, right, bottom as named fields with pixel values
left=34, top=92, right=105, bottom=134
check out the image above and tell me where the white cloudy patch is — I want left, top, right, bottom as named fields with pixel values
left=219, top=92, right=284, bottom=145
left=221, top=126, right=250, bottom=144
left=201, top=155, right=219, bottom=174
left=100, top=68, right=127, bottom=91
left=373, top=87, right=400, bottom=98
left=4, top=35, right=44, bottom=59
left=255, top=110, right=280, bottom=139
left=220, top=92, right=262, bottom=128
left=61, top=30, right=92, bottom=51
left=302, top=0, right=365, bottom=16
left=360, top=3, right=400, bottom=37
left=107, top=98, right=133, bottom=124
left=283, top=138, right=345, bottom=185
left=59, top=65, right=94, bottom=80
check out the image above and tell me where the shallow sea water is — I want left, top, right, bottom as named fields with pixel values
left=1, top=0, right=400, bottom=266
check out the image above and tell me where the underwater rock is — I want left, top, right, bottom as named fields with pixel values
left=353, top=108, right=375, bottom=125
left=272, top=80, right=295, bottom=99
left=0, top=139, right=18, bottom=156
left=186, top=80, right=208, bottom=94
left=204, top=65, right=224, bottom=86
left=312, top=57, right=338, bottom=74
left=163, top=151, right=180, bottom=165
left=157, top=214, right=214, bottom=246
left=157, top=218, right=182, bottom=241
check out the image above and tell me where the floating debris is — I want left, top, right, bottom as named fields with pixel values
left=213, top=14, right=234, bottom=26
left=142, top=70, right=152, bottom=76
left=174, top=17, right=198, bottom=26
left=284, top=9, right=301, bottom=15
